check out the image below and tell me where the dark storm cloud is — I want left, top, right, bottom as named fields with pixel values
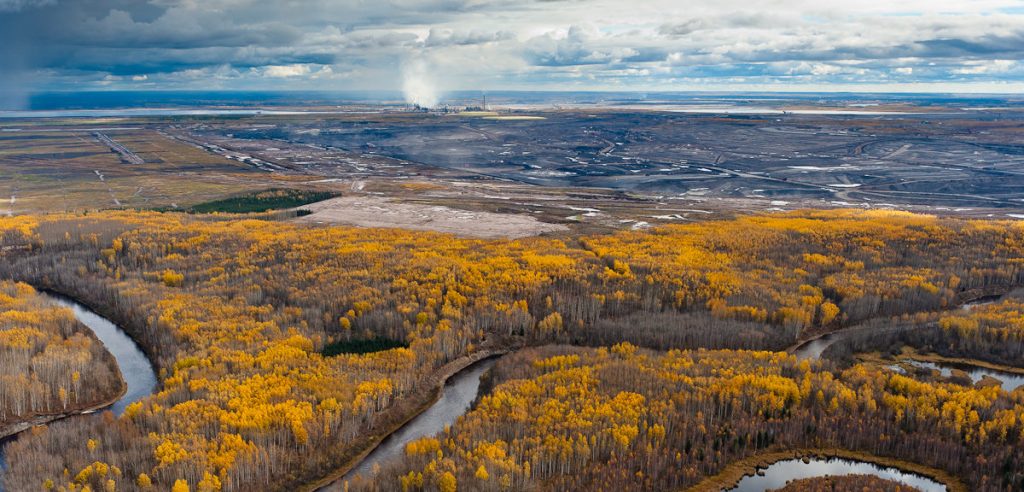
left=0, top=0, right=54, bottom=12
left=67, top=9, right=304, bottom=49
left=916, top=34, right=1024, bottom=58
left=49, top=47, right=338, bottom=76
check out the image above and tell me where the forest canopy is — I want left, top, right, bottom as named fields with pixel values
left=349, top=345, right=1023, bottom=491
left=0, top=281, right=123, bottom=435
left=1, top=209, right=1022, bottom=491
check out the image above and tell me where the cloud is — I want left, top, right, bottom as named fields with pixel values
left=262, top=64, right=313, bottom=78
left=0, top=0, right=54, bottom=12
left=1, top=0, right=1023, bottom=92
left=658, top=19, right=706, bottom=37
left=952, top=60, right=1017, bottom=74
left=658, top=12, right=785, bottom=36
left=783, top=62, right=844, bottom=76
left=525, top=25, right=639, bottom=67
left=425, top=28, right=515, bottom=47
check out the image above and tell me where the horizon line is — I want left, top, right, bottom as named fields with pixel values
left=25, top=89, right=1024, bottom=97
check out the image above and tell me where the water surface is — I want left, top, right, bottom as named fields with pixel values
left=0, top=293, right=157, bottom=482
left=727, top=457, right=947, bottom=492
left=321, top=357, right=498, bottom=490
left=44, top=293, right=157, bottom=414
left=793, top=294, right=1006, bottom=361
left=897, top=359, right=1024, bottom=391
left=792, top=333, right=844, bottom=360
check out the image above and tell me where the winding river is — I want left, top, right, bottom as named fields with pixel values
left=0, top=292, right=157, bottom=482
left=44, top=293, right=157, bottom=415
left=780, top=298, right=1014, bottom=489
left=3, top=289, right=1000, bottom=490
left=319, top=357, right=499, bottom=491
left=791, top=332, right=845, bottom=360
left=792, top=294, right=1007, bottom=361
left=4, top=292, right=497, bottom=490
left=315, top=292, right=1016, bottom=489
left=727, top=457, right=947, bottom=491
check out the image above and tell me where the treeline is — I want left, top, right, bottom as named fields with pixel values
left=0, top=210, right=1023, bottom=490
left=351, top=345, right=1024, bottom=492
left=931, top=294, right=1024, bottom=366
left=0, top=281, right=123, bottom=434
left=771, top=475, right=923, bottom=492
left=824, top=293, right=1024, bottom=369
left=185, top=188, right=339, bottom=214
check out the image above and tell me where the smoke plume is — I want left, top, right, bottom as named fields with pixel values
left=401, top=57, right=440, bottom=108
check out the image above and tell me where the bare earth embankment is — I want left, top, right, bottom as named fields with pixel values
left=294, top=195, right=568, bottom=239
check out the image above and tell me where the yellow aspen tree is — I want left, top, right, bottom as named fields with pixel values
left=439, top=471, right=457, bottom=492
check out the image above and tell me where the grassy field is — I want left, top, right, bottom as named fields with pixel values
left=0, top=127, right=270, bottom=214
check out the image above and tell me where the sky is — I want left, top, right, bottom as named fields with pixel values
left=1, top=0, right=1023, bottom=106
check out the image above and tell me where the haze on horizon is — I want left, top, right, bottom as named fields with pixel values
left=1, top=0, right=1023, bottom=108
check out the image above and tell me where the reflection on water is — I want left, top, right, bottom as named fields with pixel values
left=792, top=333, right=843, bottom=360
left=960, top=295, right=1002, bottom=311
left=0, top=293, right=157, bottom=483
left=793, top=295, right=1005, bottom=362
left=45, top=294, right=157, bottom=415
left=320, top=357, right=498, bottom=490
left=727, top=457, right=946, bottom=492
left=894, top=360, right=1024, bottom=392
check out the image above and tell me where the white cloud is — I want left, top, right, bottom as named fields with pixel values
left=810, top=64, right=842, bottom=76
left=261, top=64, right=313, bottom=78
left=952, top=60, right=1017, bottom=75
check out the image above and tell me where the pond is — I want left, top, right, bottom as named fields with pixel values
left=893, top=359, right=1024, bottom=392
left=726, top=457, right=947, bottom=491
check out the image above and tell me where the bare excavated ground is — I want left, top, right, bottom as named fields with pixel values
left=5, top=103, right=1024, bottom=227
left=185, top=107, right=1024, bottom=213
left=293, top=195, right=569, bottom=239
